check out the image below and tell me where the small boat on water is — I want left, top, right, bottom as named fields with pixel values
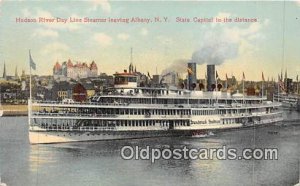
left=268, top=131, right=279, bottom=135
left=192, top=130, right=215, bottom=138
left=0, top=177, right=7, bottom=186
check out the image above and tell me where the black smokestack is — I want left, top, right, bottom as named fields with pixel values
left=207, top=64, right=216, bottom=91
left=187, top=62, right=197, bottom=90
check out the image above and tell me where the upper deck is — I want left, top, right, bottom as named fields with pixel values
left=31, top=87, right=281, bottom=111
left=98, top=87, right=266, bottom=101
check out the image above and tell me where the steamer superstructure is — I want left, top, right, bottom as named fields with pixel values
left=273, top=93, right=299, bottom=109
left=28, top=71, right=283, bottom=144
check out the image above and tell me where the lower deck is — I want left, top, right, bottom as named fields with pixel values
left=29, top=118, right=282, bottom=144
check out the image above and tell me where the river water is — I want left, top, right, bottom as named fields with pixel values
left=0, top=112, right=299, bottom=186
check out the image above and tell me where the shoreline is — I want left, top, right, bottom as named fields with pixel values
left=1, top=105, right=28, bottom=116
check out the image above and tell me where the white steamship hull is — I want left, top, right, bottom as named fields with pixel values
left=29, top=130, right=185, bottom=144
left=28, top=120, right=283, bottom=144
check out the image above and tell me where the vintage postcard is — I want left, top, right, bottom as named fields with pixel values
left=0, top=1, right=299, bottom=186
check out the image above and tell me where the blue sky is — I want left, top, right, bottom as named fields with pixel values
left=0, top=1, right=299, bottom=81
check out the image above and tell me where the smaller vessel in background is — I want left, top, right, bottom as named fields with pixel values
left=192, top=130, right=215, bottom=138
left=0, top=94, right=3, bottom=117
left=0, top=176, right=7, bottom=186
left=273, top=93, right=299, bottom=110
left=297, top=99, right=300, bottom=112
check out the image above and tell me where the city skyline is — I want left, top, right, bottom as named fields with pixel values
left=0, top=1, right=300, bottom=81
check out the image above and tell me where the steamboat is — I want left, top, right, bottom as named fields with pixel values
left=28, top=69, right=283, bottom=144
left=273, top=93, right=299, bottom=109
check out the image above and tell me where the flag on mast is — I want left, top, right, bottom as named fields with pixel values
left=216, top=71, right=219, bottom=79
left=187, top=67, right=193, bottom=75
left=242, top=72, right=245, bottom=80
left=278, top=74, right=285, bottom=91
left=262, top=72, right=265, bottom=82
left=29, top=50, right=36, bottom=70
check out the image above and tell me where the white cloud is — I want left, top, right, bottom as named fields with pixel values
left=156, top=36, right=173, bottom=46
left=0, top=0, right=2, bottom=14
left=264, top=19, right=270, bottom=26
left=140, top=28, right=148, bottom=36
left=223, top=21, right=266, bottom=56
left=216, top=12, right=231, bottom=19
left=38, top=42, right=70, bottom=70
left=212, top=12, right=232, bottom=27
left=192, top=19, right=268, bottom=66
left=90, top=0, right=111, bottom=13
left=22, top=8, right=30, bottom=17
left=93, top=33, right=112, bottom=46
left=223, top=22, right=263, bottom=43
left=32, top=28, right=58, bottom=38
left=41, top=42, right=69, bottom=56
left=244, top=22, right=261, bottom=35
left=117, top=33, right=129, bottom=41
left=36, top=9, right=52, bottom=18
left=247, top=33, right=264, bottom=40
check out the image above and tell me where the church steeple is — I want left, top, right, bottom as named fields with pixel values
left=3, top=62, right=6, bottom=80
left=128, top=63, right=133, bottom=73
left=15, top=66, right=18, bottom=78
left=284, top=69, right=288, bottom=91
left=21, top=69, right=26, bottom=81
left=284, top=69, right=287, bottom=79
left=128, top=47, right=134, bottom=73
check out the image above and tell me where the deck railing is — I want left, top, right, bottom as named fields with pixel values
left=31, top=112, right=192, bottom=119
left=32, top=101, right=281, bottom=110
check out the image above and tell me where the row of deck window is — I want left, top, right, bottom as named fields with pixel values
left=99, top=97, right=263, bottom=105
left=35, top=119, right=190, bottom=128
left=37, top=107, right=268, bottom=117
left=192, top=108, right=268, bottom=116
left=78, top=108, right=192, bottom=116
left=114, top=120, right=189, bottom=127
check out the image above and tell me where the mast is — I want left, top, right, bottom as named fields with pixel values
left=28, top=50, right=32, bottom=129
left=262, top=81, right=264, bottom=98
left=243, top=79, right=245, bottom=104
left=297, top=75, right=299, bottom=95
left=262, top=72, right=264, bottom=98
left=277, top=76, right=280, bottom=102
left=242, top=72, right=245, bottom=104
left=130, top=47, right=133, bottom=65
left=28, top=50, right=36, bottom=129
left=225, top=73, right=228, bottom=92
left=29, top=55, right=32, bottom=101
